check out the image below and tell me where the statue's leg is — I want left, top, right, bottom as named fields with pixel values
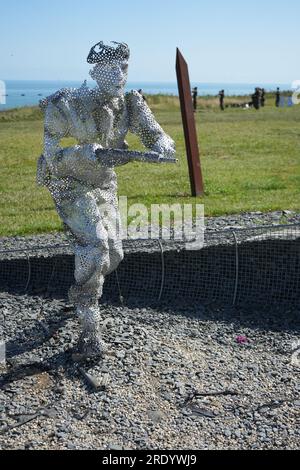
left=70, top=245, right=109, bottom=358
left=106, top=238, right=124, bottom=276
left=95, top=193, right=124, bottom=277
left=56, top=192, right=110, bottom=357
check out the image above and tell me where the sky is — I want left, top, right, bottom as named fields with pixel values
left=0, top=0, right=299, bottom=84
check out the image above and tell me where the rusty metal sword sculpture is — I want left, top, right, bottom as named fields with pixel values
left=176, top=48, right=204, bottom=196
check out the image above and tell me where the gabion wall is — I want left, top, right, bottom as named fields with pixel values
left=0, top=224, right=299, bottom=307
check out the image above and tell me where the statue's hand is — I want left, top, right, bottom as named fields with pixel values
left=162, top=141, right=176, bottom=159
left=152, top=138, right=176, bottom=160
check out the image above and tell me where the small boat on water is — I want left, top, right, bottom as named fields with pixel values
left=21, top=94, right=25, bottom=96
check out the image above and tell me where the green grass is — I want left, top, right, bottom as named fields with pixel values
left=0, top=94, right=299, bottom=236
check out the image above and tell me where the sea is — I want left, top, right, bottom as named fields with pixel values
left=0, top=80, right=291, bottom=111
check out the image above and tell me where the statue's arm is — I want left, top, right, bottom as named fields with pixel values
left=42, top=103, right=69, bottom=176
left=42, top=103, right=132, bottom=180
left=41, top=99, right=174, bottom=183
left=127, top=91, right=176, bottom=158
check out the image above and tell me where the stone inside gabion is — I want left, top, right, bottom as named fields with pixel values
left=37, top=41, right=176, bottom=357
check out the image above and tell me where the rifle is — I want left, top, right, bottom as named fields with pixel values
left=95, top=148, right=177, bottom=166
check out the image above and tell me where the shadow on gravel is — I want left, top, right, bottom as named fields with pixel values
left=4, top=309, right=75, bottom=360
left=1, top=298, right=299, bottom=389
left=0, top=354, right=86, bottom=394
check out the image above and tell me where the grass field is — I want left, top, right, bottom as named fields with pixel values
left=0, top=94, right=299, bottom=236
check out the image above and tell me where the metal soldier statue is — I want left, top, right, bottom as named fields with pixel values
left=37, top=41, right=176, bottom=359
left=275, top=87, right=281, bottom=107
left=219, top=89, right=225, bottom=111
left=252, top=87, right=261, bottom=110
left=261, top=88, right=265, bottom=107
left=192, top=87, right=198, bottom=112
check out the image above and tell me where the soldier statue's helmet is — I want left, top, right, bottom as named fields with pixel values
left=87, top=41, right=130, bottom=64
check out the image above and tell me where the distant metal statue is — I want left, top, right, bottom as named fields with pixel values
left=275, top=87, right=281, bottom=107
left=219, top=89, right=225, bottom=111
left=252, top=87, right=261, bottom=110
left=192, top=86, right=198, bottom=112
left=37, top=41, right=176, bottom=359
left=261, top=88, right=265, bottom=107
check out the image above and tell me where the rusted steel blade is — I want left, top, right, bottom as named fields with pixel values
left=176, top=48, right=204, bottom=196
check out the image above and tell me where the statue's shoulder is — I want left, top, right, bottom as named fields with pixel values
left=125, top=90, right=148, bottom=114
left=40, top=88, right=76, bottom=134
left=40, top=82, right=92, bottom=116
left=39, top=87, right=75, bottom=113
left=125, top=89, right=143, bottom=103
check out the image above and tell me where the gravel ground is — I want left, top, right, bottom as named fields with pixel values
left=0, top=293, right=299, bottom=450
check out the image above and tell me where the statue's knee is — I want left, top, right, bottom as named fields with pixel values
left=117, top=249, right=124, bottom=264
left=115, top=242, right=124, bottom=260
left=75, top=241, right=109, bottom=279
left=92, top=243, right=110, bottom=271
left=93, top=235, right=109, bottom=251
left=106, top=245, right=124, bottom=275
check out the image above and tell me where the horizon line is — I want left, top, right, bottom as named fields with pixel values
left=2, top=79, right=291, bottom=85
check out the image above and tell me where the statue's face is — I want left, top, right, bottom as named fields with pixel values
left=90, top=60, right=129, bottom=97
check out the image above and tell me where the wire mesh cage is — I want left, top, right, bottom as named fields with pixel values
left=0, top=224, right=299, bottom=307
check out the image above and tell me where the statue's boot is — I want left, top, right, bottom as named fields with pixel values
left=76, top=305, right=105, bottom=359
left=69, top=285, right=105, bottom=360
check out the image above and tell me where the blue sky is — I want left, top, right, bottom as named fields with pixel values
left=0, top=0, right=299, bottom=83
